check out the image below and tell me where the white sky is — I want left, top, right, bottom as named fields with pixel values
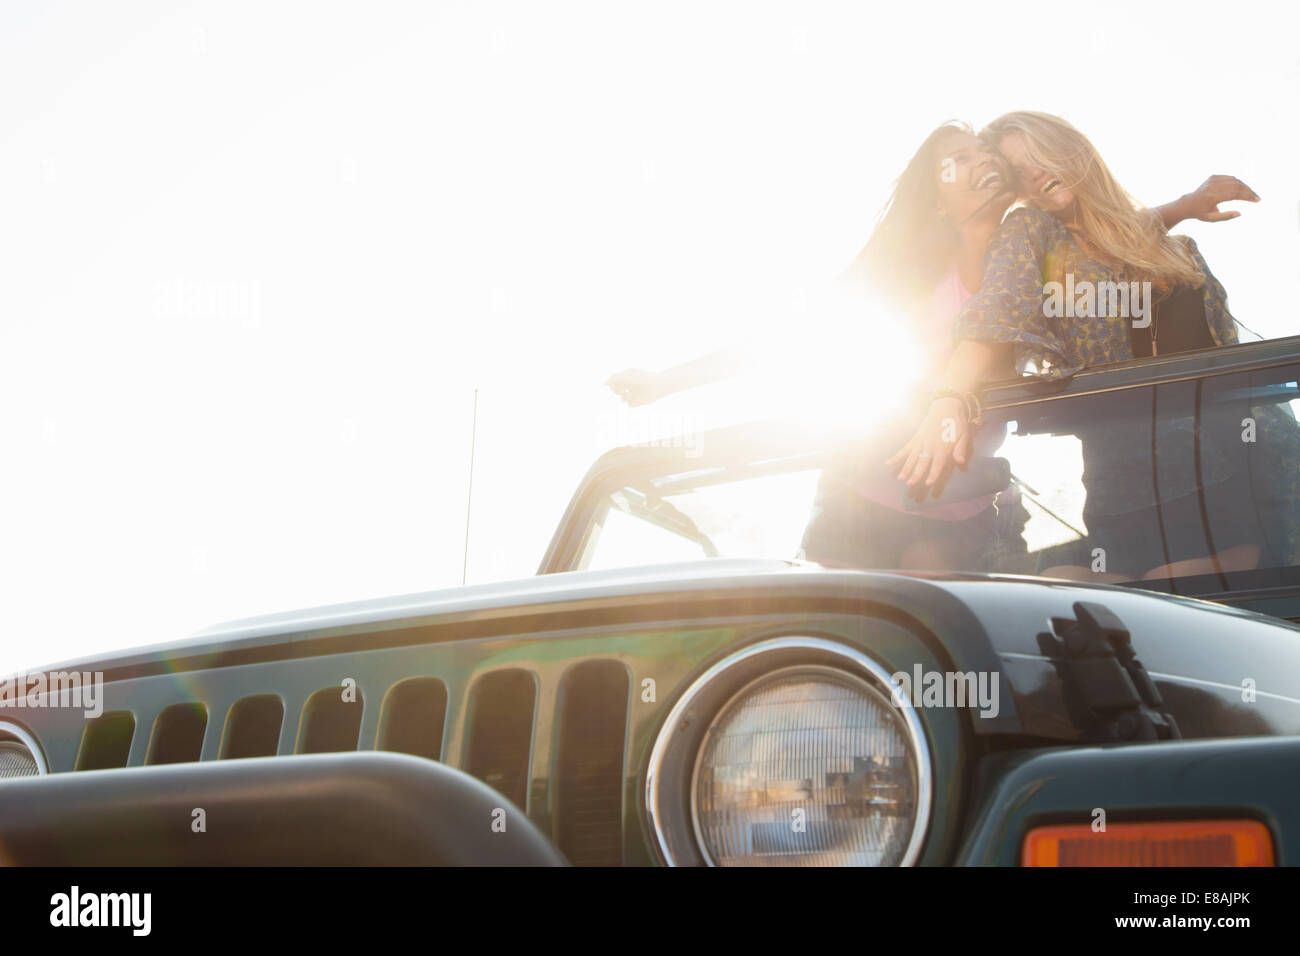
left=3, top=0, right=1298, bottom=672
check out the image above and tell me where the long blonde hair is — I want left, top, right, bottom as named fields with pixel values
left=983, top=111, right=1203, bottom=290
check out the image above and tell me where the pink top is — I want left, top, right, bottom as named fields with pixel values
left=920, top=265, right=974, bottom=381
left=852, top=266, right=1000, bottom=521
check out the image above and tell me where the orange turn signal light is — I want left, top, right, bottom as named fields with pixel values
left=1023, top=819, right=1275, bottom=866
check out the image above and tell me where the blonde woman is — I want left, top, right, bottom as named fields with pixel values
left=889, top=110, right=1274, bottom=580
left=610, top=118, right=1253, bottom=570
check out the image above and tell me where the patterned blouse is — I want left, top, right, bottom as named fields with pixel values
left=954, top=205, right=1238, bottom=377
left=952, top=206, right=1265, bottom=518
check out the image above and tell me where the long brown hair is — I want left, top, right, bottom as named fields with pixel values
left=983, top=111, right=1203, bottom=289
left=845, top=121, right=969, bottom=311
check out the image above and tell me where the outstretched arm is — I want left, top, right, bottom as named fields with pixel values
left=1157, top=175, right=1259, bottom=228
left=606, top=347, right=752, bottom=406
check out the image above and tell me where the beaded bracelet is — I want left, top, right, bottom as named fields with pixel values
left=928, top=387, right=983, bottom=427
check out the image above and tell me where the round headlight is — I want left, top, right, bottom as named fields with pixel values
left=646, top=636, right=932, bottom=867
left=0, top=722, right=47, bottom=779
left=692, top=665, right=921, bottom=866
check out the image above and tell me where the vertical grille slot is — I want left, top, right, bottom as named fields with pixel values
left=299, top=686, right=364, bottom=753
left=75, top=710, right=135, bottom=770
left=379, top=678, right=447, bottom=760
left=146, top=702, right=207, bottom=765
left=221, top=695, right=284, bottom=759
left=554, top=661, right=629, bottom=866
left=465, top=669, right=536, bottom=810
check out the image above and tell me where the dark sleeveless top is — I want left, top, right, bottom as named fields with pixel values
left=1129, top=282, right=1216, bottom=358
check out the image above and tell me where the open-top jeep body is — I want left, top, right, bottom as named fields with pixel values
left=3, top=336, right=1300, bottom=866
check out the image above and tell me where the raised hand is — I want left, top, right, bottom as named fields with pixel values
left=1181, top=175, right=1260, bottom=222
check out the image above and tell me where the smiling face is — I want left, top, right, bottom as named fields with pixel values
left=996, top=129, right=1076, bottom=215
left=932, top=129, right=1014, bottom=227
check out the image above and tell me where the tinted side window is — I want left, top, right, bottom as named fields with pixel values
left=1190, top=364, right=1300, bottom=593
left=988, top=364, right=1300, bottom=595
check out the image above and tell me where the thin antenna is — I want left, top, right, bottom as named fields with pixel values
left=462, top=387, right=478, bottom=586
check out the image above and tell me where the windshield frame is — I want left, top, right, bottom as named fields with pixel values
left=539, top=335, right=1300, bottom=620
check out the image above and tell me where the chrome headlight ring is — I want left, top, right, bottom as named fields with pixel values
left=645, top=635, right=932, bottom=867
left=0, top=719, right=49, bottom=777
